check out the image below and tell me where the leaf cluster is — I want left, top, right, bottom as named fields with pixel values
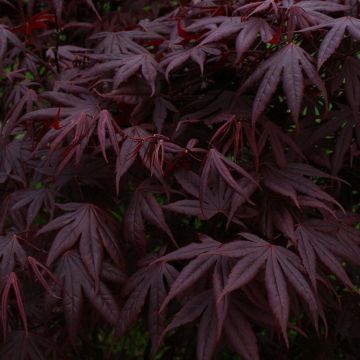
left=1, top=0, right=360, bottom=359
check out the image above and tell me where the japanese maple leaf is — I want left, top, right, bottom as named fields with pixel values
left=161, top=290, right=218, bottom=360
left=176, top=19, right=209, bottom=42
left=27, top=256, right=61, bottom=299
left=84, top=53, right=159, bottom=95
left=0, top=330, right=56, bottom=360
left=138, top=14, right=174, bottom=35
left=197, top=16, right=244, bottom=45
left=11, top=188, right=55, bottom=229
left=157, top=234, right=222, bottom=266
left=163, top=170, right=257, bottom=223
left=115, top=126, right=151, bottom=188
left=184, top=15, right=229, bottom=33
left=236, top=0, right=280, bottom=17
left=33, top=153, right=111, bottom=190
left=20, top=91, right=99, bottom=155
left=329, top=112, right=358, bottom=176
left=240, top=43, right=326, bottom=124
left=116, top=256, right=178, bottom=355
left=262, top=163, right=342, bottom=210
left=160, top=281, right=260, bottom=360
left=123, top=183, right=176, bottom=255
left=175, top=91, right=241, bottom=135
left=295, top=220, right=360, bottom=290
left=164, top=170, right=230, bottom=220
left=157, top=235, right=280, bottom=359
left=213, top=256, right=268, bottom=359
left=97, top=109, right=121, bottom=162
left=22, top=93, right=120, bottom=171
left=158, top=235, right=222, bottom=311
left=222, top=300, right=260, bottom=360
left=283, top=1, right=348, bottom=40
left=46, top=111, right=99, bottom=172
left=0, top=234, right=27, bottom=284
left=258, top=122, right=305, bottom=168
left=212, top=257, right=232, bottom=339
left=161, top=44, right=221, bottom=79
left=0, top=138, right=33, bottom=186
left=301, top=16, right=360, bottom=69
left=1, top=273, right=28, bottom=340
left=91, top=30, right=159, bottom=55
left=37, top=203, right=123, bottom=289
left=244, top=194, right=298, bottom=241
left=53, top=251, right=120, bottom=340
left=295, top=107, right=359, bottom=175
left=2, top=89, right=40, bottom=138
left=200, top=148, right=257, bottom=205
left=116, top=127, right=178, bottom=190
left=331, top=57, right=360, bottom=116
left=234, top=17, right=274, bottom=60
left=46, top=45, right=90, bottom=71
left=295, top=107, right=351, bottom=151
left=210, top=233, right=320, bottom=344
left=0, top=25, right=23, bottom=65
left=21, top=91, right=99, bottom=123
left=209, top=114, right=253, bottom=159
left=198, top=17, right=273, bottom=60
left=152, top=96, right=178, bottom=132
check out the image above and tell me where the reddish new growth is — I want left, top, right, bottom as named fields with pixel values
left=0, top=0, right=360, bottom=359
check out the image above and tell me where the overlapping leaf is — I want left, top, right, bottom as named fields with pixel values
left=164, top=169, right=257, bottom=222
left=0, top=25, right=23, bottom=65
left=116, top=126, right=173, bottom=190
left=296, top=220, right=360, bottom=289
left=162, top=44, right=221, bottom=79
left=211, top=233, right=320, bottom=343
left=0, top=330, right=56, bottom=360
left=54, top=250, right=120, bottom=339
left=116, top=258, right=178, bottom=354
left=1, top=272, right=28, bottom=340
left=302, top=16, right=360, bottom=68
left=10, top=188, right=55, bottom=229
left=240, top=43, right=326, bottom=123
left=37, top=203, right=123, bottom=288
left=196, top=17, right=273, bottom=60
left=22, top=92, right=121, bottom=171
left=0, top=234, right=27, bottom=283
left=123, top=184, right=176, bottom=255
left=236, top=0, right=280, bottom=17
left=284, top=0, right=348, bottom=40
left=84, top=53, right=159, bottom=94
left=258, top=122, right=305, bottom=168
left=200, top=148, right=257, bottom=205
left=331, top=57, right=360, bottom=116
left=0, top=139, right=31, bottom=185
left=223, top=300, right=260, bottom=360
left=262, top=163, right=342, bottom=210
left=91, top=30, right=162, bottom=55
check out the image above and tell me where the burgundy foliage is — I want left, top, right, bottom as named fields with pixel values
left=1, top=0, right=360, bottom=358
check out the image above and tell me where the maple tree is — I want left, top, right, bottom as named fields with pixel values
left=1, top=0, right=360, bottom=358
